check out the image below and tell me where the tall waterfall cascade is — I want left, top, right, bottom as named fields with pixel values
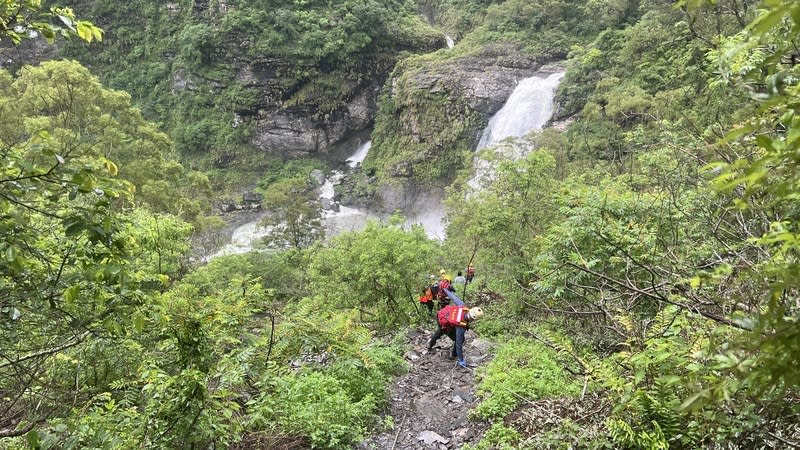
left=469, top=70, right=565, bottom=191
left=476, top=71, right=565, bottom=150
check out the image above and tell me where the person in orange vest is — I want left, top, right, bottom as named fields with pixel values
left=427, top=290, right=484, bottom=368
left=436, top=269, right=453, bottom=309
left=419, top=275, right=437, bottom=314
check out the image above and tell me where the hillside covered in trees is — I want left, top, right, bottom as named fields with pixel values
left=2, top=0, right=800, bottom=449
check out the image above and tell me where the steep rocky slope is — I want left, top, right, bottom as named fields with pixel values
left=359, top=327, right=492, bottom=450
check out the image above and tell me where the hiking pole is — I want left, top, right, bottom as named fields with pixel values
left=464, top=239, right=479, bottom=302
left=390, top=414, right=407, bottom=450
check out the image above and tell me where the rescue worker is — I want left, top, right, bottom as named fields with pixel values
left=419, top=275, right=436, bottom=314
left=427, top=289, right=484, bottom=368
left=436, top=274, right=453, bottom=310
left=466, top=264, right=476, bottom=283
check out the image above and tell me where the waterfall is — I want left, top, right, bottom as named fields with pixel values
left=476, top=71, right=565, bottom=151
left=208, top=141, right=375, bottom=260
left=469, top=70, right=565, bottom=191
left=346, top=141, right=371, bottom=168
left=208, top=69, right=564, bottom=259
left=445, top=36, right=455, bottom=49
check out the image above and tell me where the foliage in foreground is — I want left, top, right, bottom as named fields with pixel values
left=470, top=336, right=582, bottom=421
left=449, top=0, right=800, bottom=447
left=5, top=0, right=800, bottom=448
left=0, top=16, right=431, bottom=446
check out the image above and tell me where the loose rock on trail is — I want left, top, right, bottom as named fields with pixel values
left=359, top=327, right=492, bottom=450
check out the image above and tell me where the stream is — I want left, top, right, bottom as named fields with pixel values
left=469, top=70, right=565, bottom=191
left=210, top=68, right=564, bottom=260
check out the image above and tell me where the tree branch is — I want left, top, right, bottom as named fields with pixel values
left=565, top=262, right=752, bottom=330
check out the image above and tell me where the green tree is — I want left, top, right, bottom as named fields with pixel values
left=308, top=218, right=439, bottom=328
left=0, top=39, right=204, bottom=441
left=0, top=0, right=102, bottom=44
left=261, top=177, right=325, bottom=250
left=446, top=144, right=560, bottom=289
left=696, top=0, right=800, bottom=397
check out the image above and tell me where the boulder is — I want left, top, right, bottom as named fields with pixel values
left=242, top=191, right=263, bottom=205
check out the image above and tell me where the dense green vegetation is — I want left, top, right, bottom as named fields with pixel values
left=365, top=0, right=632, bottom=184
left=3, top=0, right=800, bottom=448
left=54, top=0, right=443, bottom=194
left=440, top=0, right=800, bottom=447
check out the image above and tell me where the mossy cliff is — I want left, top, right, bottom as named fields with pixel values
left=364, top=43, right=539, bottom=185
left=363, top=0, right=626, bottom=186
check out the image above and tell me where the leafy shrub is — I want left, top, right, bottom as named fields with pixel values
left=248, top=370, right=382, bottom=449
left=462, top=422, right=521, bottom=450
left=471, top=336, right=581, bottom=421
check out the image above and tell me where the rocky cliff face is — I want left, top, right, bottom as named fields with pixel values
left=244, top=78, right=380, bottom=159
left=365, top=43, right=540, bottom=184
left=397, top=44, right=541, bottom=116
left=174, top=36, right=443, bottom=161
left=0, top=36, right=58, bottom=70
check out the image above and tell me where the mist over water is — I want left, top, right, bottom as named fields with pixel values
left=209, top=69, right=564, bottom=259
left=401, top=189, right=447, bottom=240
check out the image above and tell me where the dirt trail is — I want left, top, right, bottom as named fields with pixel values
left=359, top=327, right=492, bottom=450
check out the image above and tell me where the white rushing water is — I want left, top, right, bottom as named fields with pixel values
left=476, top=71, right=565, bottom=151
left=209, top=143, right=375, bottom=260
left=445, top=35, right=455, bottom=49
left=209, top=219, right=271, bottom=259
left=469, top=70, right=565, bottom=191
left=345, top=141, right=371, bottom=168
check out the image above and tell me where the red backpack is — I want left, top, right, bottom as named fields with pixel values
left=437, top=305, right=469, bottom=331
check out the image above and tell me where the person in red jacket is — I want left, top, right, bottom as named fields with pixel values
left=436, top=269, right=453, bottom=309
left=466, top=264, right=476, bottom=283
left=427, top=290, right=484, bottom=368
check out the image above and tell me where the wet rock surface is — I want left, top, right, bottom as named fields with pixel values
left=359, top=327, right=491, bottom=450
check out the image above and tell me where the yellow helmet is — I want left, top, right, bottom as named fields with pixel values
left=469, top=307, right=484, bottom=320
left=439, top=269, right=446, bottom=276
